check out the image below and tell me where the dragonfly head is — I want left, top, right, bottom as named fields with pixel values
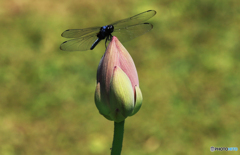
left=106, top=25, right=114, bottom=34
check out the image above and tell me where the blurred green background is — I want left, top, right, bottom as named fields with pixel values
left=0, top=0, right=239, bottom=154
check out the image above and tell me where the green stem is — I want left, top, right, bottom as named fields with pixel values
left=111, top=120, right=125, bottom=155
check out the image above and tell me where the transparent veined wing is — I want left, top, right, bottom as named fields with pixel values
left=112, top=23, right=153, bottom=43
left=60, top=34, right=98, bottom=51
left=109, top=10, right=156, bottom=29
left=61, top=27, right=100, bottom=38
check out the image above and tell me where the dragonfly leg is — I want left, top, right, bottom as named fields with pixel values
left=105, top=35, right=109, bottom=48
left=110, top=34, right=113, bottom=40
left=105, top=34, right=114, bottom=49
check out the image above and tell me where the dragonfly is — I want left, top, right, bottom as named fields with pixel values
left=60, top=10, right=156, bottom=51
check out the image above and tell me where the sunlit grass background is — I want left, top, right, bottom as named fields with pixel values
left=1, top=0, right=240, bottom=154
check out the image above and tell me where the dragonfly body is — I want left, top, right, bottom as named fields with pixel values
left=90, top=25, right=114, bottom=50
left=60, top=10, right=156, bottom=51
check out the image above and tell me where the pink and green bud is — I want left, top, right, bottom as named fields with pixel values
left=94, top=36, right=143, bottom=122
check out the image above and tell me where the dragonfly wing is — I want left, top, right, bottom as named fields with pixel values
left=112, top=23, right=153, bottom=43
left=110, top=10, right=156, bottom=29
left=60, top=34, right=98, bottom=51
left=61, top=27, right=100, bottom=38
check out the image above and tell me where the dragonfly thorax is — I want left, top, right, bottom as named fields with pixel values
left=97, top=25, right=114, bottom=39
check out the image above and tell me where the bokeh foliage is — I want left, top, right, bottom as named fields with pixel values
left=0, top=0, right=239, bottom=155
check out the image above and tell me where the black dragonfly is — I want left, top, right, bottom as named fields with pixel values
left=60, top=10, right=156, bottom=51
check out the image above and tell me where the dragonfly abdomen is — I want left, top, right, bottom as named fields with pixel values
left=91, top=38, right=102, bottom=50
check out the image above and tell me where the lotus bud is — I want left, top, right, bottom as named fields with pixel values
left=94, top=36, right=143, bottom=122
